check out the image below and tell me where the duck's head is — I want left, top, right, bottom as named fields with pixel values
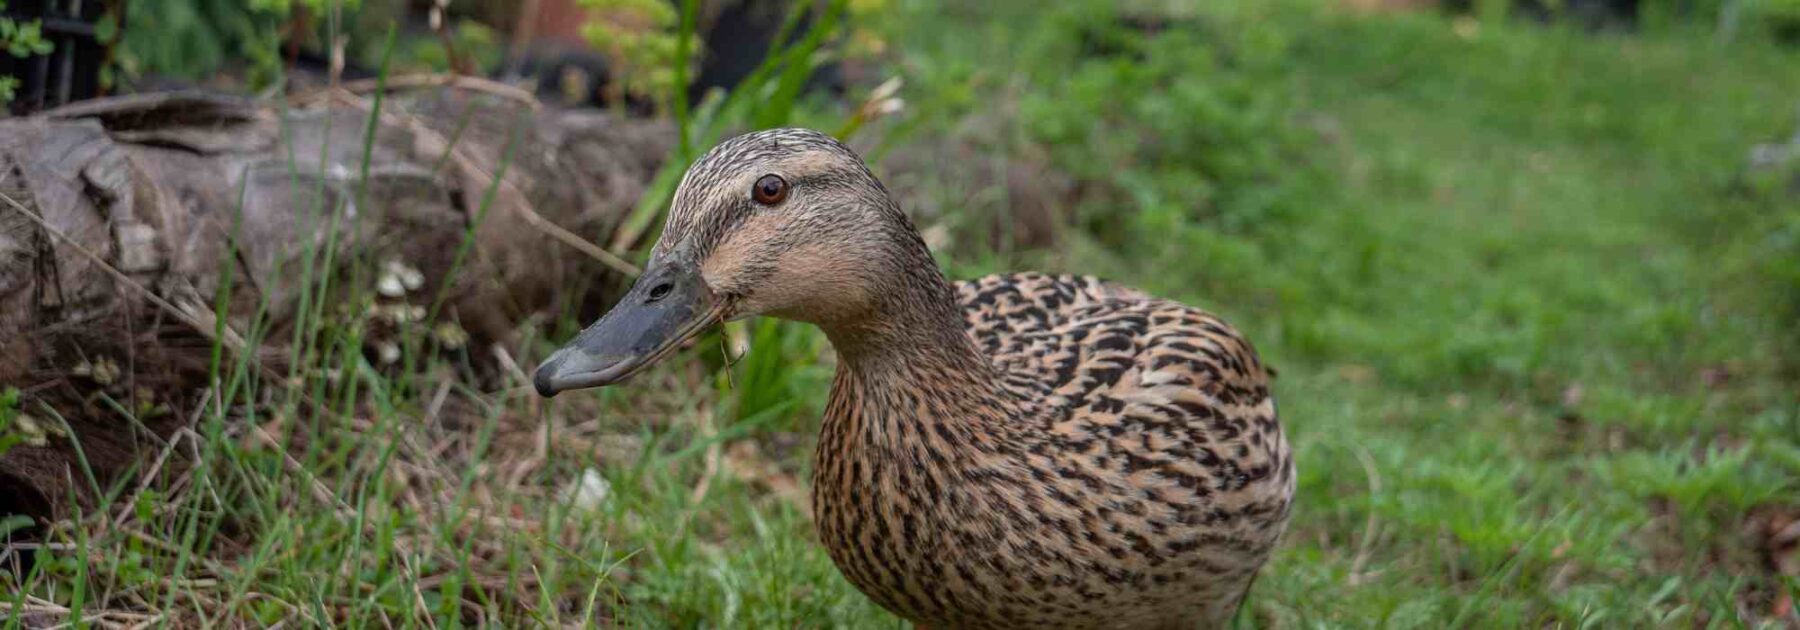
left=535, top=128, right=930, bottom=397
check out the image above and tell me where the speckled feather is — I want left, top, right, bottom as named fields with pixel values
left=645, top=129, right=1295, bottom=629
left=812, top=272, right=1293, bottom=629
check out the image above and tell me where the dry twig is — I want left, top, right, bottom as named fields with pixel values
left=294, top=73, right=541, bottom=109
left=1348, top=445, right=1383, bottom=585
left=319, top=89, right=643, bottom=277
left=0, top=190, right=249, bottom=354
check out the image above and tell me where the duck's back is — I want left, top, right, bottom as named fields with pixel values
left=944, top=272, right=1296, bottom=626
left=955, top=272, right=1277, bottom=419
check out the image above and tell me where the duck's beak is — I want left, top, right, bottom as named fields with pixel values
left=533, top=255, right=723, bottom=397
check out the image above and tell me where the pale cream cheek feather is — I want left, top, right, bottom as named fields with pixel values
left=702, top=218, right=874, bottom=324
left=700, top=218, right=775, bottom=297
left=758, top=249, right=875, bottom=323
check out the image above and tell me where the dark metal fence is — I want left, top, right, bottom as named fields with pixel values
left=2, top=0, right=107, bottom=115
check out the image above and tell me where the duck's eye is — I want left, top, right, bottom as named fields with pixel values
left=752, top=174, right=788, bottom=205
left=646, top=282, right=673, bottom=302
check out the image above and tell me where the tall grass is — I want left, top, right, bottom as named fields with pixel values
left=1, top=0, right=890, bottom=626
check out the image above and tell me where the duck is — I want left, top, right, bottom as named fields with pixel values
left=534, top=128, right=1295, bottom=629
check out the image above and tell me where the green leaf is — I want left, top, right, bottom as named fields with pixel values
left=94, top=13, right=117, bottom=42
left=0, top=514, right=32, bottom=538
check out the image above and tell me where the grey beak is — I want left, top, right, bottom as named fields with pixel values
left=534, top=256, right=720, bottom=397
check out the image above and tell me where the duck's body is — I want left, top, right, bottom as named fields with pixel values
left=534, top=129, right=1294, bottom=629
left=815, top=272, right=1292, bottom=628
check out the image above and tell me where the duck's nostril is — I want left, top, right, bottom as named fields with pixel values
left=646, top=282, right=674, bottom=302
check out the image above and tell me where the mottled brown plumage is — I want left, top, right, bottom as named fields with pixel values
left=814, top=271, right=1293, bottom=629
left=538, top=128, right=1295, bottom=628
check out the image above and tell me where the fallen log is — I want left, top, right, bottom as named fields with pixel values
left=0, top=88, right=672, bottom=519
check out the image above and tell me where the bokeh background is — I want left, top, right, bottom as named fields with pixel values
left=2, top=0, right=1798, bottom=626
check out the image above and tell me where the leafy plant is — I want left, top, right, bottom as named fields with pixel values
left=0, top=0, right=55, bottom=103
left=1745, top=0, right=1800, bottom=40
left=248, top=0, right=360, bottom=11
left=580, top=0, right=683, bottom=108
left=110, top=0, right=286, bottom=88
left=393, top=19, right=502, bottom=75
left=0, top=387, right=23, bottom=458
left=1050, top=8, right=1312, bottom=235
left=110, top=0, right=389, bottom=91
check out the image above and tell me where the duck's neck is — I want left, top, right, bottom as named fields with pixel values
left=815, top=245, right=1003, bottom=432
left=822, top=261, right=987, bottom=380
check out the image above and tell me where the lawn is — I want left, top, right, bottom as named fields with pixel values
left=4, top=0, right=1798, bottom=627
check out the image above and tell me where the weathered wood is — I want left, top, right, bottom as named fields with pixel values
left=0, top=89, right=672, bottom=518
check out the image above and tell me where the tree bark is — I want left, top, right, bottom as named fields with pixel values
left=0, top=89, right=671, bottom=519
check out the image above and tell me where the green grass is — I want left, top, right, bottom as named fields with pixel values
left=1254, top=17, right=1800, bottom=626
left=883, top=5, right=1793, bottom=627
left=5, top=0, right=1799, bottom=627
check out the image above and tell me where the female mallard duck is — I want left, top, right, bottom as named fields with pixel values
left=535, top=128, right=1294, bottom=628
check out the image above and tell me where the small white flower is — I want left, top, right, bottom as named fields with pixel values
left=378, top=260, right=425, bottom=297
left=376, top=341, right=401, bottom=365
left=392, top=260, right=425, bottom=291
left=376, top=274, right=407, bottom=297
left=72, top=357, right=120, bottom=384
left=14, top=415, right=49, bottom=447
left=560, top=468, right=612, bottom=512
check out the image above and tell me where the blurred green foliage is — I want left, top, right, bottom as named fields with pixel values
left=110, top=0, right=287, bottom=87
left=105, top=0, right=496, bottom=91
left=76, top=0, right=1800, bottom=96
left=392, top=19, right=501, bottom=75
left=580, top=0, right=683, bottom=105
left=0, top=387, right=22, bottom=459
left=1020, top=6, right=1313, bottom=236
left=1744, top=0, right=1800, bottom=38
left=0, top=0, right=55, bottom=103
left=249, top=0, right=361, bottom=12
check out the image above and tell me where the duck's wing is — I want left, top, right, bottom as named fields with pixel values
left=955, top=271, right=1293, bottom=537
